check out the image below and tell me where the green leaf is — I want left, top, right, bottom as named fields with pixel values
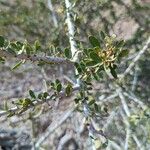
left=34, top=40, right=41, bottom=51
left=11, top=60, right=23, bottom=70
left=65, top=84, right=73, bottom=96
left=101, top=140, right=108, bottom=148
left=79, top=91, right=85, bottom=98
left=88, top=100, right=95, bottom=106
left=90, top=135, right=95, bottom=140
left=50, top=82, right=56, bottom=90
left=90, top=52, right=101, bottom=63
left=79, top=61, right=86, bottom=71
left=83, top=48, right=88, bottom=56
left=23, top=98, right=33, bottom=107
left=4, top=40, right=9, bottom=47
left=7, top=47, right=16, bottom=55
left=56, top=83, right=62, bottom=92
left=118, top=49, right=128, bottom=58
left=89, top=36, right=100, bottom=47
left=94, top=103, right=99, bottom=112
left=64, top=48, right=72, bottom=59
left=0, top=36, right=5, bottom=47
left=110, top=66, right=117, bottom=79
left=116, top=40, right=125, bottom=48
left=10, top=42, right=18, bottom=50
left=94, top=47, right=102, bottom=53
left=43, top=92, right=49, bottom=99
left=55, top=79, right=62, bottom=92
left=16, top=41, right=24, bottom=49
left=83, top=48, right=93, bottom=57
left=74, top=98, right=80, bottom=104
left=25, top=43, right=33, bottom=55
left=7, top=111, right=15, bottom=117
left=92, top=72, right=99, bottom=81
left=100, top=31, right=105, bottom=40
left=74, top=62, right=82, bottom=74
left=38, top=93, right=43, bottom=99
left=0, top=57, right=5, bottom=64
left=18, top=99, right=23, bottom=105
left=55, top=79, right=60, bottom=85
left=12, top=99, right=22, bottom=106
left=84, top=81, right=92, bottom=86
left=85, top=60, right=98, bottom=67
left=4, top=101, right=9, bottom=111
left=29, top=90, right=36, bottom=99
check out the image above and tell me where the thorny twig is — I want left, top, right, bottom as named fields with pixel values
left=0, top=48, right=72, bottom=64
left=0, top=85, right=80, bottom=117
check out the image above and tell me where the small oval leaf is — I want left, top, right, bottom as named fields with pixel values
left=89, top=36, right=100, bottom=47
left=64, top=48, right=72, bottom=59
left=29, top=90, right=36, bottom=99
left=11, top=60, right=23, bottom=70
left=65, top=84, right=73, bottom=96
left=0, top=36, right=5, bottom=47
left=90, top=52, right=101, bottom=63
left=110, top=66, right=118, bottom=79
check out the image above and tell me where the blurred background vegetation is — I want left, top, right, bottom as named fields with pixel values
left=0, top=0, right=150, bottom=149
